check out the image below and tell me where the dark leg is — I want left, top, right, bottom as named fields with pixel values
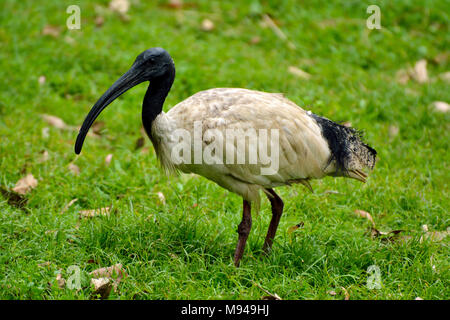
left=233, top=199, right=252, bottom=267
left=262, top=188, right=284, bottom=253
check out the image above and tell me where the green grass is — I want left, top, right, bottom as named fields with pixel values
left=0, top=0, right=448, bottom=299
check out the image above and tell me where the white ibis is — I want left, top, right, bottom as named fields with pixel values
left=75, top=48, right=377, bottom=267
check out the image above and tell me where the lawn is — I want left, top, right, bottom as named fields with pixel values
left=0, top=0, right=448, bottom=299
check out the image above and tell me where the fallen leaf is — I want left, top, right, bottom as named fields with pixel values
left=288, top=222, right=304, bottom=234
left=90, top=263, right=126, bottom=293
left=388, top=125, right=399, bottom=137
left=157, top=192, right=166, bottom=205
left=0, top=186, right=28, bottom=208
left=42, top=25, right=61, bottom=37
left=410, top=59, right=428, bottom=83
left=68, top=163, right=80, bottom=175
left=80, top=207, right=111, bottom=218
left=95, top=16, right=105, bottom=27
left=61, top=198, right=78, bottom=215
left=109, top=0, right=129, bottom=14
left=342, top=121, right=352, bottom=128
left=91, top=277, right=112, bottom=299
left=415, top=297, right=424, bottom=300
left=39, top=150, right=49, bottom=163
left=12, top=174, right=38, bottom=195
left=422, top=224, right=429, bottom=232
left=105, top=154, right=113, bottom=166
left=353, top=209, right=375, bottom=227
left=135, top=137, right=145, bottom=150
left=38, top=261, right=51, bottom=267
left=433, top=52, right=448, bottom=65
left=438, top=71, right=450, bottom=82
left=396, top=69, right=410, bottom=84
left=370, top=227, right=404, bottom=242
left=38, top=76, right=46, bottom=85
left=201, top=19, right=215, bottom=31
left=327, top=290, right=337, bottom=296
left=432, top=101, right=449, bottom=113
left=253, top=281, right=282, bottom=300
left=56, top=273, right=65, bottom=288
left=250, top=36, right=261, bottom=45
left=42, top=127, right=50, bottom=139
left=41, top=114, right=70, bottom=130
left=420, top=227, right=449, bottom=242
left=340, top=286, right=350, bottom=300
left=288, top=66, right=311, bottom=79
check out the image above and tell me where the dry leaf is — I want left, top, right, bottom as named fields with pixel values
left=0, top=186, right=28, bottom=208
left=61, top=198, right=78, bottom=215
left=433, top=52, right=448, bottom=65
left=109, top=0, right=129, bottom=14
left=253, top=281, right=282, bottom=300
left=288, top=66, right=311, bottom=79
left=432, top=101, right=449, bottom=113
left=353, top=209, right=375, bottom=227
left=68, top=163, right=80, bottom=175
left=12, top=174, right=38, bottom=195
left=157, top=192, right=166, bottom=205
left=38, top=76, right=46, bottom=85
left=56, top=273, right=65, bottom=288
left=42, top=25, right=61, bottom=37
left=39, top=150, right=49, bottom=163
left=342, top=121, right=352, bottom=128
left=328, top=290, right=337, bottom=296
left=201, top=19, right=214, bottom=31
left=38, top=261, right=51, bottom=267
left=422, top=224, right=429, bottom=232
left=420, top=228, right=449, bottom=242
left=396, top=69, right=410, bottom=84
left=95, top=16, right=105, bottom=27
left=341, top=287, right=350, bottom=300
left=105, top=154, right=113, bottom=166
left=80, top=207, right=111, bottom=218
left=135, top=137, right=145, bottom=150
left=288, top=222, right=304, bottom=234
left=91, top=277, right=112, bottom=299
left=388, top=125, right=399, bottom=137
left=370, top=227, right=404, bottom=242
left=411, top=59, right=429, bottom=83
left=438, top=71, right=450, bottom=82
left=90, top=263, right=126, bottom=293
left=415, top=297, right=424, bottom=300
left=250, top=36, right=261, bottom=45
left=41, top=114, right=72, bottom=130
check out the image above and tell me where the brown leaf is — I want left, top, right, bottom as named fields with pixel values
left=95, top=16, right=105, bottom=27
left=420, top=228, right=449, bottom=243
left=250, top=36, right=261, bottom=45
left=157, top=192, right=166, bottom=205
left=42, top=25, right=61, bottom=37
left=288, top=66, right=311, bottom=79
left=80, top=207, right=111, bottom=218
left=0, top=186, right=28, bottom=208
left=91, top=277, right=112, bottom=299
left=433, top=52, right=448, bottom=65
left=61, top=198, right=78, bottom=215
left=340, top=287, right=350, bottom=300
left=201, top=19, right=215, bottom=31
left=288, top=222, right=304, bottom=234
left=410, top=59, right=429, bottom=83
left=109, top=0, right=130, bottom=14
left=68, top=163, right=80, bottom=175
left=353, top=209, right=375, bottom=227
left=41, top=114, right=70, bottom=130
left=38, top=75, right=46, bottom=85
left=327, top=290, right=337, bottom=296
left=105, top=154, right=113, bottom=166
left=90, top=263, right=126, bottom=293
left=134, top=137, right=145, bottom=150
left=370, top=227, right=404, bottom=242
left=432, top=101, right=449, bottom=113
left=12, top=174, right=38, bottom=195
left=56, top=273, right=65, bottom=288
left=39, top=150, right=49, bottom=163
left=396, top=69, right=410, bottom=84
left=388, top=125, right=399, bottom=138
left=253, top=281, right=282, bottom=300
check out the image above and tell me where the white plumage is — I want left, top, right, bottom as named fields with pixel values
left=75, top=48, right=377, bottom=266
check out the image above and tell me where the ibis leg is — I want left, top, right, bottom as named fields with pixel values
left=233, top=199, right=252, bottom=267
left=262, top=188, right=284, bottom=253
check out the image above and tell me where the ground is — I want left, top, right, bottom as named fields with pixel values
left=0, top=0, right=448, bottom=299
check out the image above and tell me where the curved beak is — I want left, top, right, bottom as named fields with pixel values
left=74, top=65, right=144, bottom=154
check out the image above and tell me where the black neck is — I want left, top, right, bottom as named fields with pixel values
left=142, top=65, right=175, bottom=137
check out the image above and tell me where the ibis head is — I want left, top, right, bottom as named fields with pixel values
left=74, top=47, right=174, bottom=154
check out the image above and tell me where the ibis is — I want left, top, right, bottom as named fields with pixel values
left=75, top=48, right=377, bottom=266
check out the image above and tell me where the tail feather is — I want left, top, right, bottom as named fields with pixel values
left=309, top=113, right=377, bottom=179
